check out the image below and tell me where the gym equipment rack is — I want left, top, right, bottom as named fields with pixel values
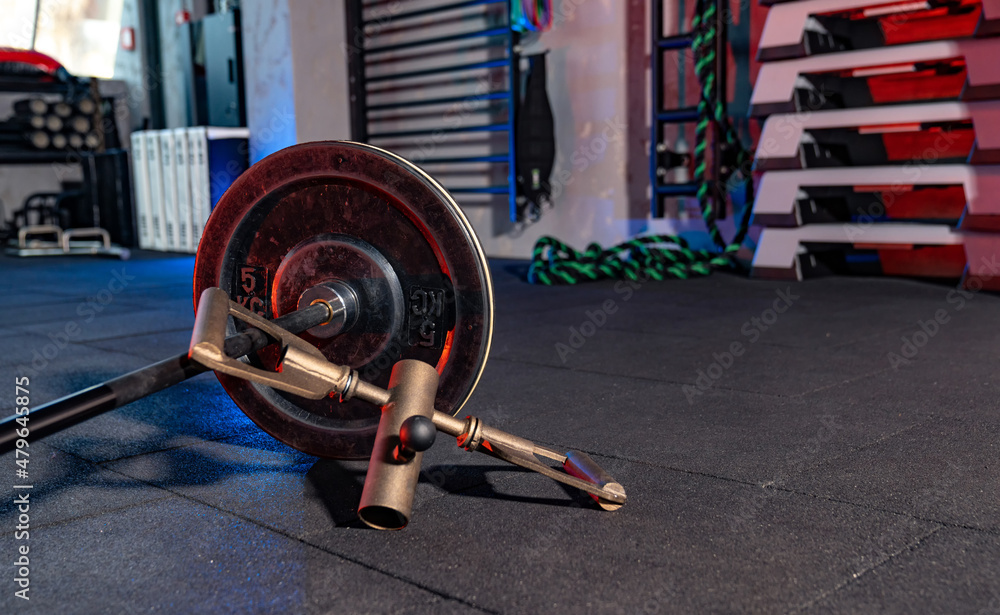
left=345, top=0, right=522, bottom=221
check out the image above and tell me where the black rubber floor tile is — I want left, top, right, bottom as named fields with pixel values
left=0, top=496, right=481, bottom=614
left=103, top=280, right=195, bottom=303
left=3, top=254, right=997, bottom=612
left=0, top=262, right=141, bottom=295
left=788, top=275, right=957, bottom=303
left=7, top=344, right=166, bottom=397
left=79, top=327, right=193, bottom=362
left=721, top=302, right=914, bottom=350
left=490, top=274, right=796, bottom=323
left=492, top=285, right=630, bottom=319
left=13, top=307, right=195, bottom=343
left=804, top=527, right=1000, bottom=614
left=489, top=319, right=707, bottom=377
left=0, top=330, right=70, bottom=369
left=463, top=354, right=640, bottom=423
left=782, top=414, right=1000, bottom=532
left=0, top=256, right=194, bottom=290
left=811, top=347, right=997, bottom=423
left=104, top=427, right=513, bottom=535
left=0, top=441, right=168, bottom=529
left=41, top=372, right=259, bottom=463
left=0, top=288, right=69, bottom=309
left=493, top=317, right=899, bottom=396
left=707, top=337, right=895, bottom=396
left=500, top=374, right=928, bottom=486
left=137, top=295, right=199, bottom=314
left=0, top=296, right=148, bottom=328
left=491, top=294, right=760, bottom=349
left=295, top=460, right=938, bottom=614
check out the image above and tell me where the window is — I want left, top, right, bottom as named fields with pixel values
left=0, top=0, right=124, bottom=79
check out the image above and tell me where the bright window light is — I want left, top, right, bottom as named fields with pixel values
left=0, top=2, right=39, bottom=49
left=0, top=0, right=124, bottom=79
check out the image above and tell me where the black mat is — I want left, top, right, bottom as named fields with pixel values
left=1, top=252, right=997, bottom=613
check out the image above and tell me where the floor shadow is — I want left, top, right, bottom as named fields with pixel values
left=420, top=463, right=596, bottom=509
left=305, top=459, right=367, bottom=528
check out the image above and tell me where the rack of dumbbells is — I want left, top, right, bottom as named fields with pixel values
left=0, top=94, right=106, bottom=156
left=749, top=0, right=1000, bottom=290
left=0, top=49, right=131, bottom=257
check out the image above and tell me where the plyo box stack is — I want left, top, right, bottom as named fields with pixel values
left=129, top=127, right=249, bottom=253
left=749, top=0, right=1000, bottom=290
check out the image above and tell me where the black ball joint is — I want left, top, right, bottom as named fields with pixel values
left=393, top=415, right=437, bottom=462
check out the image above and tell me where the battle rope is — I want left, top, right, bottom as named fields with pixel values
left=527, top=0, right=755, bottom=285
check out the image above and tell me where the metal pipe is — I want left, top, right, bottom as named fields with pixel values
left=358, top=360, right=439, bottom=530
left=650, top=0, right=663, bottom=217
left=364, top=0, right=505, bottom=26
left=506, top=9, right=520, bottom=222
left=368, top=123, right=507, bottom=139
left=419, top=154, right=509, bottom=165
left=367, top=26, right=509, bottom=55
left=657, top=107, right=699, bottom=123
left=658, top=33, right=694, bottom=49
left=368, top=91, right=509, bottom=111
left=445, top=186, right=510, bottom=194
left=714, top=0, right=728, bottom=220
left=0, top=302, right=332, bottom=455
left=366, top=58, right=508, bottom=83
left=655, top=181, right=700, bottom=196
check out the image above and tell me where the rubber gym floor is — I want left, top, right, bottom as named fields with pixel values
left=0, top=251, right=998, bottom=614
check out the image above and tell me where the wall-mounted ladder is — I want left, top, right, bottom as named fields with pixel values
left=650, top=0, right=728, bottom=219
left=345, top=0, right=522, bottom=221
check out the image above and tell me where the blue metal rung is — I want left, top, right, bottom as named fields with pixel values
left=658, top=33, right=694, bottom=50
left=655, top=182, right=700, bottom=196
left=446, top=186, right=510, bottom=194
left=657, top=107, right=700, bottom=123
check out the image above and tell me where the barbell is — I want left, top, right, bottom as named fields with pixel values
left=1, top=141, right=626, bottom=529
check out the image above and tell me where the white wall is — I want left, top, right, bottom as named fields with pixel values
left=113, top=0, right=151, bottom=131
left=241, top=1, right=298, bottom=163
left=462, top=0, right=644, bottom=256
left=288, top=0, right=352, bottom=144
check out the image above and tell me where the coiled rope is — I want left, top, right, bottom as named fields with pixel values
left=527, top=0, right=754, bottom=285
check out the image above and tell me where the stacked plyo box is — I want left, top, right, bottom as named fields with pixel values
left=749, top=0, right=1000, bottom=290
left=130, top=127, right=249, bottom=253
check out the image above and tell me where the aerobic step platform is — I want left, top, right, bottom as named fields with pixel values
left=753, top=100, right=1000, bottom=170
left=750, top=37, right=1000, bottom=116
left=751, top=222, right=1000, bottom=290
left=752, top=165, right=1000, bottom=229
left=758, top=0, right=999, bottom=62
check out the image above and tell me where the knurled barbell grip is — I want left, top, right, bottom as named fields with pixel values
left=0, top=302, right=333, bottom=455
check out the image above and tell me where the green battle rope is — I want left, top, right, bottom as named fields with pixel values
left=527, top=0, right=755, bottom=285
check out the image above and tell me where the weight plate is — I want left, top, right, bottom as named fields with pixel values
left=193, top=141, right=494, bottom=459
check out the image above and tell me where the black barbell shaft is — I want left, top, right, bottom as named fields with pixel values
left=0, top=302, right=332, bottom=455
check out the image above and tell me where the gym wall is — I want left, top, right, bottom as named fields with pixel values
left=237, top=1, right=762, bottom=259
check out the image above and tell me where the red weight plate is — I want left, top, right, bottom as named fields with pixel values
left=194, top=141, right=493, bottom=459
